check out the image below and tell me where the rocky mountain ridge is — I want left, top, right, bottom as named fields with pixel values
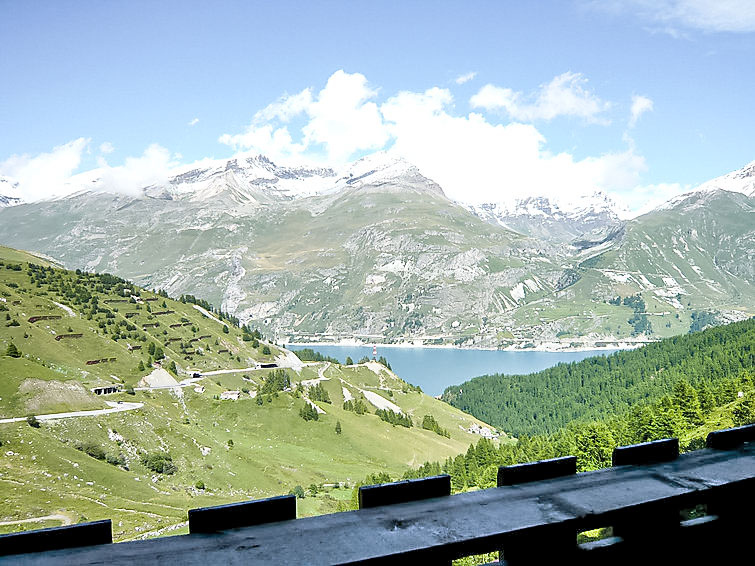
left=0, top=154, right=752, bottom=348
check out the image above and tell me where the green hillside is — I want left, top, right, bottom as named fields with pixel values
left=443, top=318, right=755, bottom=435
left=402, top=365, right=755, bottom=496
left=0, top=246, right=497, bottom=540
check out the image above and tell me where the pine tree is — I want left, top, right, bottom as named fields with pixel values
left=673, top=379, right=702, bottom=427
left=574, top=422, right=615, bottom=472
left=733, top=392, right=755, bottom=427
left=698, top=381, right=716, bottom=415
left=5, top=342, right=21, bottom=358
left=335, top=420, right=342, bottom=434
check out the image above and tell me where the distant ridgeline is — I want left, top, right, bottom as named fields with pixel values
left=442, top=318, right=755, bottom=436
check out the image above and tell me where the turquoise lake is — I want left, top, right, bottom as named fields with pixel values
left=287, top=345, right=620, bottom=396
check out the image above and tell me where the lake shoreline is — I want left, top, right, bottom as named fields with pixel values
left=283, top=343, right=625, bottom=396
left=284, top=340, right=643, bottom=354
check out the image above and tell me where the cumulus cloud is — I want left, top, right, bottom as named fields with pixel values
left=382, top=87, right=643, bottom=205
left=188, top=117, right=200, bottom=126
left=470, top=72, right=611, bottom=123
left=10, top=70, right=659, bottom=211
left=455, top=71, right=477, bottom=85
left=594, top=0, right=755, bottom=33
left=96, top=144, right=178, bottom=196
left=220, top=71, right=389, bottom=163
left=99, top=141, right=115, bottom=154
left=628, top=94, right=654, bottom=127
left=218, top=69, right=651, bottom=209
left=0, top=138, right=89, bottom=201
left=301, top=70, right=390, bottom=161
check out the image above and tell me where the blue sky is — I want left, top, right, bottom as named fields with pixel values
left=1, top=0, right=754, bottom=211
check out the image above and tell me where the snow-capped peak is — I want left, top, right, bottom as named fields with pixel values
left=0, top=176, right=22, bottom=207
left=695, top=159, right=755, bottom=197
left=469, top=191, right=627, bottom=221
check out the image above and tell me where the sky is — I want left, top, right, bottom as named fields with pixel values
left=1, top=0, right=755, bottom=213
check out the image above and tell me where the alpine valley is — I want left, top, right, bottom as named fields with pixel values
left=0, top=154, right=753, bottom=349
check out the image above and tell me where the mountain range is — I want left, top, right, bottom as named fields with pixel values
left=0, top=153, right=753, bottom=348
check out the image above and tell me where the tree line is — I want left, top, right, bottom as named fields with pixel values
left=442, top=318, right=755, bottom=436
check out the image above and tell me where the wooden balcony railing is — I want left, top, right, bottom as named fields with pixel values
left=1, top=423, right=754, bottom=565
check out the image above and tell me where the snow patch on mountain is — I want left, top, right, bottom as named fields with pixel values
left=467, top=191, right=627, bottom=243
left=0, top=176, right=22, bottom=207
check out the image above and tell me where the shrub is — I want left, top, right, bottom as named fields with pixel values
left=141, top=452, right=177, bottom=474
left=421, top=414, right=451, bottom=438
left=106, top=452, right=127, bottom=467
left=76, top=440, right=106, bottom=460
left=376, top=409, right=412, bottom=428
left=26, top=415, right=40, bottom=428
left=195, top=480, right=205, bottom=490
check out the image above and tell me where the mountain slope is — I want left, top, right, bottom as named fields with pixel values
left=0, top=156, right=753, bottom=348
left=0, top=246, right=496, bottom=539
left=467, top=191, right=626, bottom=242
left=0, top=158, right=569, bottom=347
left=442, top=318, right=755, bottom=436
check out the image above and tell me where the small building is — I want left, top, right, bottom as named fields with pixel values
left=220, top=390, right=241, bottom=401
left=467, top=423, right=499, bottom=439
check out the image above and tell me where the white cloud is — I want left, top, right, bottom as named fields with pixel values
left=219, top=124, right=306, bottom=163
left=0, top=139, right=183, bottom=201
left=218, top=70, right=652, bottom=209
left=96, top=144, right=178, bottom=196
left=455, top=71, right=477, bottom=85
left=0, top=72, right=655, bottom=210
left=595, top=1, right=755, bottom=33
left=301, top=70, right=390, bottom=162
left=99, top=141, right=115, bottom=154
left=0, top=138, right=89, bottom=201
left=382, top=87, right=643, bottom=206
left=220, top=70, right=389, bottom=163
left=619, top=182, right=690, bottom=216
left=470, top=72, right=611, bottom=123
left=629, top=94, right=653, bottom=127
left=254, top=89, right=313, bottom=123
left=188, top=117, right=200, bottom=126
